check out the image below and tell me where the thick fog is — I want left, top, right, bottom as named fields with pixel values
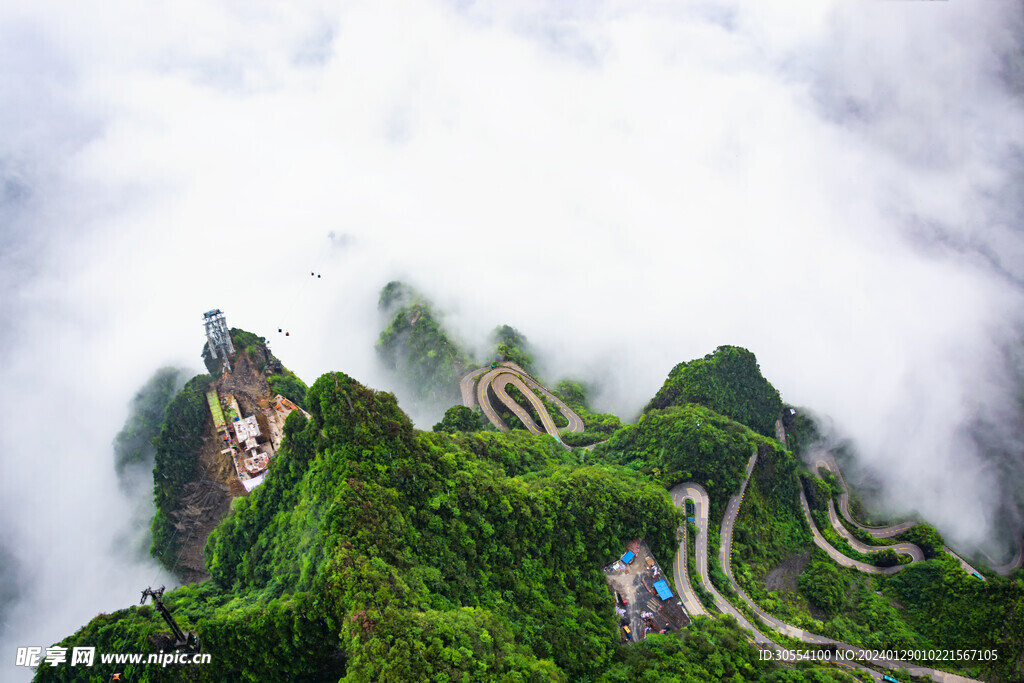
left=2, top=1, right=1024, bottom=676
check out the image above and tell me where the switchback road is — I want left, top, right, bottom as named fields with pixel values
left=671, top=447, right=983, bottom=682
left=991, top=535, right=1024, bottom=576
left=460, top=363, right=584, bottom=441
left=811, top=450, right=984, bottom=577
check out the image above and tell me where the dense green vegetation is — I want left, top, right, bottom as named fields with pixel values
left=432, top=405, right=485, bottom=433
left=596, top=404, right=766, bottom=522
left=492, top=324, right=537, bottom=375
left=731, top=450, right=812, bottom=619
left=205, top=372, right=683, bottom=679
left=553, top=380, right=622, bottom=447
left=49, top=314, right=1024, bottom=682
left=201, top=327, right=306, bottom=404
left=797, top=550, right=848, bottom=615
left=727, top=445, right=1024, bottom=681
left=50, top=364, right=885, bottom=681
left=229, top=328, right=308, bottom=406
left=802, top=477, right=883, bottom=566
left=114, top=366, right=188, bottom=476
left=780, top=407, right=819, bottom=457
left=377, top=281, right=474, bottom=406
left=378, top=279, right=416, bottom=311
left=538, top=392, right=569, bottom=429
left=801, top=476, right=911, bottom=568
left=268, top=370, right=309, bottom=409
left=150, top=373, right=213, bottom=569
left=504, top=382, right=568, bottom=430
left=895, top=524, right=945, bottom=559
left=886, top=558, right=1024, bottom=681
left=646, top=346, right=783, bottom=437
left=230, top=328, right=269, bottom=359
left=603, top=616, right=862, bottom=682
left=148, top=327, right=308, bottom=574
left=200, top=327, right=269, bottom=376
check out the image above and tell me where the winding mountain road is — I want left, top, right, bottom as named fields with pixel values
left=671, top=446, right=984, bottom=682
left=991, top=535, right=1024, bottom=576
left=672, top=468, right=887, bottom=681
left=824, top=499, right=925, bottom=563
left=460, top=363, right=584, bottom=441
left=814, top=453, right=914, bottom=538
left=799, top=488, right=905, bottom=575
left=811, top=451, right=985, bottom=577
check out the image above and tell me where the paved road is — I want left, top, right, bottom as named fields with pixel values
left=799, top=488, right=905, bottom=575
left=813, top=452, right=914, bottom=538
left=501, top=362, right=585, bottom=434
left=491, top=372, right=551, bottom=435
left=459, top=367, right=490, bottom=409
left=671, top=471, right=885, bottom=681
left=810, top=450, right=985, bottom=578
left=990, top=535, right=1024, bottom=576
left=669, top=484, right=711, bottom=620
left=670, top=447, right=983, bottom=682
left=461, top=363, right=585, bottom=441
left=669, top=482, right=790, bottom=647
left=826, top=499, right=925, bottom=562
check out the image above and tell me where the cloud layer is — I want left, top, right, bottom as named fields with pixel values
left=2, top=1, right=1023, bottom=675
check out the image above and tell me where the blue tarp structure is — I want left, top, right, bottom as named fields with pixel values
left=653, top=580, right=673, bottom=600
left=621, top=550, right=635, bottom=564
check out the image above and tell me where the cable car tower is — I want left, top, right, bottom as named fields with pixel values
left=140, top=586, right=200, bottom=652
left=203, top=309, right=235, bottom=373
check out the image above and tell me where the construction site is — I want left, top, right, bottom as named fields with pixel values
left=166, top=310, right=310, bottom=582
left=206, top=387, right=308, bottom=492
left=605, top=539, right=690, bottom=643
left=203, top=309, right=310, bottom=492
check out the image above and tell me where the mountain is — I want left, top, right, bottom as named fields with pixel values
left=645, top=345, right=783, bottom=437
left=147, top=329, right=308, bottom=581
left=376, top=281, right=475, bottom=412
left=42, top=307, right=1023, bottom=682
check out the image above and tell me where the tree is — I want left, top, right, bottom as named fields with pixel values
left=433, top=405, right=484, bottom=433
left=645, top=346, right=783, bottom=437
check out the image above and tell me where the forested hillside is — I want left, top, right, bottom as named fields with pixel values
left=377, top=281, right=474, bottom=407
left=646, top=345, right=783, bottom=437
left=42, top=337, right=1024, bottom=682
left=150, top=374, right=214, bottom=568
left=597, top=403, right=769, bottom=522
left=114, top=367, right=189, bottom=478
left=42, top=372, right=705, bottom=682
left=150, top=328, right=308, bottom=575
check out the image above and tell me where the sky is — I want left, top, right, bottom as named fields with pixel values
left=1, top=0, right=1023, bottom=674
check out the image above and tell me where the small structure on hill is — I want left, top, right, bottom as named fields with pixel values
left=203, top=309, right=235, bottom=373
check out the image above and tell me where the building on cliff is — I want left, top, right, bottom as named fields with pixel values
left=208, top=389, right=310, bottom=492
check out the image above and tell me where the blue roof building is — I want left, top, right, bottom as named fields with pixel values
left=653, top=580, right=673, bottom=600
left=621, top=550, right=635, bottom=564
